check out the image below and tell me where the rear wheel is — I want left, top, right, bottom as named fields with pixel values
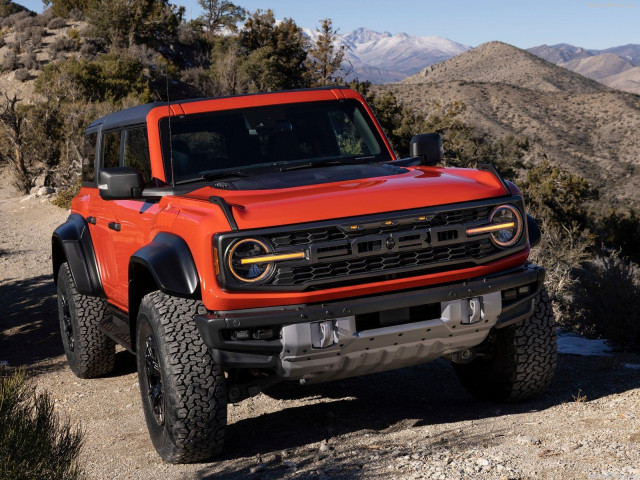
left=453, top=286, right=557, bottom=402
left=56, top=262, right=115, bottom=378
left=136, top=291, right=227, bottom=463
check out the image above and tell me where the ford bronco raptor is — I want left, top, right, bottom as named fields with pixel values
left=52, top=87, right=556, bottom=463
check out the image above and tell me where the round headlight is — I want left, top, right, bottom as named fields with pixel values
left=489, top=205, right=523, bottom=247
left=227, top=238, right=274, bottom=283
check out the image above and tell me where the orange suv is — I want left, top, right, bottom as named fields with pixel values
left=52, top=87, right=556, bottom=463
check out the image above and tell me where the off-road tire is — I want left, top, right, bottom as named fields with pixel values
left=56, top=262, right=115, bottom=378
left=136, top=291, right=227, bottom=463
left=453, top=286, right=557, bottom=402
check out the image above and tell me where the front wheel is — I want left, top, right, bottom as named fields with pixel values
left=453, top=286, right=557, bottom=402
left=136, top=291, right=227, bottom=463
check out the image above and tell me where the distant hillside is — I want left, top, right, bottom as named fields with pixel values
left=529, top=43, right=640, bottom=94
left=403, top=41, right=606, bottom=94
left=384, top=41, right=640, bottom=207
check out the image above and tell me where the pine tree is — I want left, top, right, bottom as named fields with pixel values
left=306, top=19, right=348, bottom=86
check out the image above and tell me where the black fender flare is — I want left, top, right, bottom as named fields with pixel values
left=527, top=213, right=541, bottom=248
left=129, top=232, right=200, bottom=298
left=52, top=213, right=104, bottom=296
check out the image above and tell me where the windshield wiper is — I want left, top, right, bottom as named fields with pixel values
left=279, top=158, right=371, bottom=172
left=175, top=170, right=250, bottom=185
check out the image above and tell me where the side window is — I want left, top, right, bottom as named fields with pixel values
left=123, top=127, right=152, bottom=186
left=102, top=130, right=121, bottom=169
left=82, top=132, right=97, bottom=184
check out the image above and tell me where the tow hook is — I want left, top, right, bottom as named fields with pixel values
left=449, top=349, right=476, bottom=364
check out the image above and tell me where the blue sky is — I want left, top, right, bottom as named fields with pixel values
left=15, top=0, right=640, bottom=49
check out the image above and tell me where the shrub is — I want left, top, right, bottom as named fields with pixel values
left=0, top=368, right=84, bottom=480
left=22, top=51, right=38, bottom=70
left=0, top=11, right=30, bottom=29
left=529, top=218, right=594, bottom=322
left=47, top=16, right=67, bottom=30
left=68, top=7, right=84, bottom=21
left=573, top=250, right=640, bottom=349
left=35, top=8, right=55, bottom=26
left=15, top=15, right=38, bottom=30
left=14, top=68, right=29, bottom=81
left=52, top=179, right=80, bottom=209
left=48, top=35, right=72, bottom=52
left=1, top=50, right=16, bottom=71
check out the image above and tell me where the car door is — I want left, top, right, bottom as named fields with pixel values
left=91, top=126, right=155, bottom=311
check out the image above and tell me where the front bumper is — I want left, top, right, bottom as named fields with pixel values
left=195, top=264, right=544, bottom=380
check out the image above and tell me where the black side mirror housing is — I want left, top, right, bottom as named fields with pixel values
left=98, top=167, right=144, bottom=200
left=410, top=133, right=443, bottom=166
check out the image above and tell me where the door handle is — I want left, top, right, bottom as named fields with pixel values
left=108, top=222, right=121, bottom=232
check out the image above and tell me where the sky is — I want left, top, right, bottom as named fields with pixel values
left=14, top=0, right=640, bottom=50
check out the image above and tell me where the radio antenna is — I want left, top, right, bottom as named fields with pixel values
left=165, top=66, right=175, bottom=187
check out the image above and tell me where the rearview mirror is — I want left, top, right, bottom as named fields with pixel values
left=98, top=167, right=144, bottom=200
left=410, top=133, right=443, bottom=166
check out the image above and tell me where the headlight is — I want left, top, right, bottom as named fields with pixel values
left=226, top=238, right=306, bottom=284
left=488, top=205, right=523, bottom=247
left=465, top=204, right=523, bottom=248
left=227, top=238, right=275, bottom=283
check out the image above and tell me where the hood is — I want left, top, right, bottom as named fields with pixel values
left=181, top=166, right=510, bottom=230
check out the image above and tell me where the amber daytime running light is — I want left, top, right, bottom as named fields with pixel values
left=227, top=238, right=305, bottom=283
left=466, top=204, right=523, bottom=248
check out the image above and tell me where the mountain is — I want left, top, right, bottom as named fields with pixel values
left=402, top=41, right=605, bottom=93
left=382, top=41, right=640, bottom=208
left=562, top=53, right=634, bottom=81
left=303, top=27, right=470, bottom=84
left=528, top=43, right=640, bottom=94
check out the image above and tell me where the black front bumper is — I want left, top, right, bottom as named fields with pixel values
left=195, top=264, right=545, bottom=363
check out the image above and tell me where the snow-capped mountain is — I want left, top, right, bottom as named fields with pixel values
left=303, top=27, right=471, bottom=84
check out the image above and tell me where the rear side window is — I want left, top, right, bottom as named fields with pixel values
left=102, top=130, right=121, bottom=169
left=123, top=127, right=152, bottom=186
left=82, top=132, right=97, bottom=184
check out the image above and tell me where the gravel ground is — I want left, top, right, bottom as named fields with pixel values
left=1, top=179, right=640, bottom=480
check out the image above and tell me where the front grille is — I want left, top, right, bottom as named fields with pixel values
left=215, top=197, right=527, bottom=291
left=271, top=239, right=493, bottom=286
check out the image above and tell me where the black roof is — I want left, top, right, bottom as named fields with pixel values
left=85, top=86, right=350, bottom=133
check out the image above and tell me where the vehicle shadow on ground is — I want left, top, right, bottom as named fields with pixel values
left=0, top=273, right=139, bottom=376
left=0, top=274, right=64, bottom=370
left=197, top=353, right=640, bottom=479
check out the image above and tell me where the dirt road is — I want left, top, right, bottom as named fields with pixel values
left=1, top=181, right=639, bottom=480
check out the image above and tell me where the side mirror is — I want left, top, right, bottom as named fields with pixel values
left=410, top=133, right=443, bottom=166
left=98, top=167, right=144, bottom=200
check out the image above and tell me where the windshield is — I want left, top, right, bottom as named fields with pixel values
left=159, top=99, right=392, bottom=184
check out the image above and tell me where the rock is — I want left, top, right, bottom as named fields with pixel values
left=36, top=186, right=55, bottom=197
left=319, top=441, right=329, bottom=453
left=249, top=464, right=265, bottom=474
left=517, top=435, right=541, bottom=445
left=30, top=186, right=39, bottom=195
left=20, top=194, right=35, bottom=203
left=476, top=458, right=490, bottom=467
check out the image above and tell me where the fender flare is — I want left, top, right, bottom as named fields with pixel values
left=129, top=232, right=200, bottom=299
left=52, top=213, right=104, bottom=296
left=527, top=213, right=541, bottom=248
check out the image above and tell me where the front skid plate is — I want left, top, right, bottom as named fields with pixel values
left=278, top=292, right=501, bottom=383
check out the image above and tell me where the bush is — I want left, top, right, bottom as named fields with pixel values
left=68, top=7, right=84, bottom=21
left=529, top=219, right=594, bottom=322
left=35, top=8, right=55, bottom=26
left=14, top=68, right=29, bottom=81
left=22, top=51, right=38, bottom=70
left=0, top=11, right=29, bottom=29
left=52, top=179, right=80, bottom=209
left=47, top=16, right=67, bottom=30
left=0, top=368, right=84, bottom=480
left=573, top=250, right=640, bottom=349
left=15, top=15, right=38, bottom=30
left=1, top=50, right=16, bottom=71
left=48, top=36, right=72, bottom=52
